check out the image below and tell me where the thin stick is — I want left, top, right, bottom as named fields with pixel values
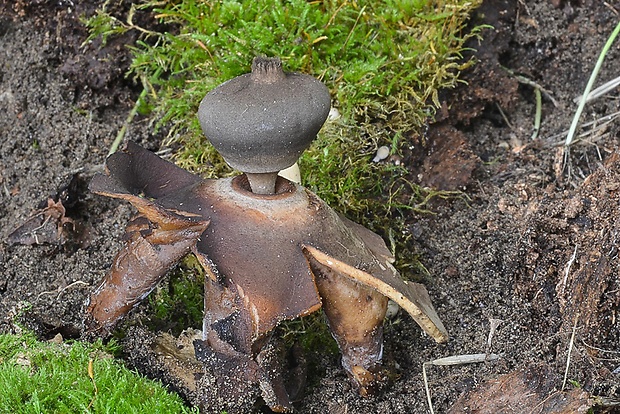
left=423, top=362, right=434, bottom=414
left=502, top=66, right=558, bottom=107
left=565, top=20, right=620, bottom=147
left=108, top=88, right=147, bottom=156
left=341, top=5, right=366, bottom=52
left=37, top=280, right=90, bottom=300
left=575, top=74, right=620, bottom=103
left=496, top=103, right=513, bottom=130
left=423, top=353, right=500, bottom=414
left=562, top=315, right=579, bottom=391
left=531, top=87, right=542, bottom=140
left=486, top=318, right=503, bottom=354
left=558, top=245, right=578, bottom=296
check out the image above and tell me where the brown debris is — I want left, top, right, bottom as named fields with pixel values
left=7, top=173, right=90, bottom=248
left=555, top=152, right=620, bottom=338
left=8, top=197, right=71, bottom=246
left=418, top=125, right=480, bottom=191
left=448, top=364, right=594, bottom=414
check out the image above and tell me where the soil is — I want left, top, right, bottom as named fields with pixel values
left=1, top=1, right=619, bottom=413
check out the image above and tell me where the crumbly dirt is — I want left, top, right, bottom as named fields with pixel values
left=1, top=1, right=620, bottom=413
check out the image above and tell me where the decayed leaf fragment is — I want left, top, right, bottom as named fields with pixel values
left=448, top=363, right=594, bottom=414
left=8, top=174, right=88, bottom=247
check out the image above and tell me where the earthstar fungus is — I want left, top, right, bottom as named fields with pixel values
left=85, top=57, right=448, bottom=413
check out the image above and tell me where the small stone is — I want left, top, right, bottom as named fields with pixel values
left=372, top=146, right=390, bottom=163
left=328, top=107, right=340, bottom=121
left=48, top=333, right=63, bottom=344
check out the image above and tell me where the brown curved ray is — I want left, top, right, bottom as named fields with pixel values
left=302, top=245, right=448, bottom=343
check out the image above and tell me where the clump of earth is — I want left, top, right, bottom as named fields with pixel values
left=1, top=1, right=619, bottom=413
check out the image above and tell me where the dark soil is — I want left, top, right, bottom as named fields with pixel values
left=1, top=1, right=619, bottom=413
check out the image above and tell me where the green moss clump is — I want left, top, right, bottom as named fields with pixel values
left=0, top=332, right=198, bottom=413
left=280, top=313, right=339, bottom=356
left=147, top=254, right=205, bottom=334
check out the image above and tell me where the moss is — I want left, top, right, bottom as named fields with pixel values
left=280, top=313, right=339, bottom=356
left=0, top=332, right=197, bottom=413
left=147, top=254, right=205, bottom=335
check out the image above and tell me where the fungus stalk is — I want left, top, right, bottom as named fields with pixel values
left=246, top=172, right=279, bottom=195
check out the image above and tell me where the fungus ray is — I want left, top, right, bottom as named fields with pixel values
left=302, top=244, right=448, bottom=343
